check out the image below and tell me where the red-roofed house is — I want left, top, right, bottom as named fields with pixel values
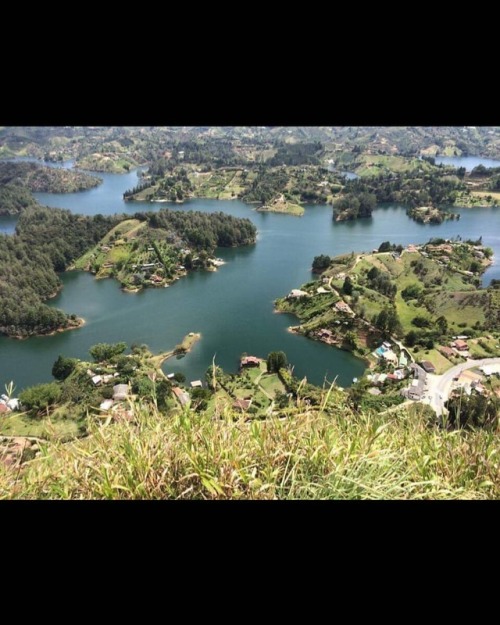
left=241, top=356, right=262, bottom=367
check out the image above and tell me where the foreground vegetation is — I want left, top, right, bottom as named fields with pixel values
left=1, top=386, right=499, bottom=499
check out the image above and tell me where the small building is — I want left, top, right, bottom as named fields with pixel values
left=318, top=328, right=333, bottom=340
left=113, top=384, right=129, bottom=401
left=91, top=375, right=102, bottom=386
left=6, top=398, right=19, bottom=411
left=381, top=350, right=398, bottom=364
left=0, top=403, right=10, bottom=415
left=172, top=386, right=190, bottom=406
left=408, top=378, right=424, bottom=400
left=233, top=399, right=252, bottom=411
left=399, top=352, right=409, bottom=367
left=334, top=301, right=354, bottom=315
left=166, top=373, right=175, bottom=380
left=99, top=399, right=114, bottom=411
left=287, top=289, right=309, bottom=299
left=420, top=360, right=436, bottom=374
left=439, top=346, right=455, bottom=358
left=367, top=387, right=382, bottom=396
left=316, top=287, right=328, bottom=294
left=453, top=339, right=468, bottom=351
left=409, top=363, right=426, bottom=380
left=190, top=380, right=203, bottom=388
left=241, top=356, right=262, bottom=368
left=383, top=341, right=392, bottom=349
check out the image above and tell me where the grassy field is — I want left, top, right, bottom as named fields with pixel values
left=257, top=200, right=304, bottom=216
left=410, top=348, right=454, bottom=374
left=3, top=393, right=500, bottom=499
left=0, top=408, right=84, bottom=441
left=353, top=154, right=435, bottom=178
left=468, top=336, right=500, bottom=359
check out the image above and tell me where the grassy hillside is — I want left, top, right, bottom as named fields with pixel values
left=277, top=241, right=495, bottom=358
left=1, top=392, right=499, bottom=499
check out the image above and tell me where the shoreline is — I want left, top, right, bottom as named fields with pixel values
left=151, top=332, right=202, bottom=370
left=9, top=317, right=85, bottom=341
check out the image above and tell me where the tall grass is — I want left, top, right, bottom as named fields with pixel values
left=0, top=391, right=498, bottom=499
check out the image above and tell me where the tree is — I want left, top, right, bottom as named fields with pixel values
left=343, top=276, right=353, bottom=296
left=344, top=331, right=357, bottom=349
left=375, top=306, right=401, bottom=337
left=312, top=254, right=331, bottom=272
left=267, top=351, right=288, bottom=373
left=405, top=330, right=419, bottom=347
left=19, top=382, right=62, bottom=415
left=89, top=342, right=127, bottom=362
left=436, top=315, right=448, bottom=336
left=367, top=266, right=380, bottom=280
left=401, top=284, right=422, bottom=301
left=445, top=392, right=499, bottom=429
left=173, top=372, right=186, bottom=384
left=52, top=355, right=77, bottom=380
left=184, top=253, right=193, bottom=269
left=378, top=241, right=392, bottom=253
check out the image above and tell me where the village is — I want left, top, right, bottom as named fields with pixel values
left=276, top=236, right=500, bottom=416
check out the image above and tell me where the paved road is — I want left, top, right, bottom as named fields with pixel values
left=422, top=357, right=500, bottom=416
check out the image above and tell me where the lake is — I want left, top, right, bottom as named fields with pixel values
left=1, top=163, right=499, bottom=391
left=435, top=155, right=500, bottom=171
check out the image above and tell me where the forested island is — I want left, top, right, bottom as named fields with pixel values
left=0, top=203, right=255, bottom=338
left=0, top=161, right=102, bottom=216
left=72, top=209, right=256, bottom=291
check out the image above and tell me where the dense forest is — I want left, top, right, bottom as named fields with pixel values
left=0, top=161, right=101, bottom=193
left=267, top=142, right=323, bottom=166
left=0, top=183, right=38, bottom=215
left=342, top=170, right=465, bottom=209
left=0, top=207, right=118, bottom=337
left=142, top=209, right=257, bottom=251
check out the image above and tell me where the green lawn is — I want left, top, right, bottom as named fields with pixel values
left=410, top=348, right=454, bottom=374
left=468, top=336, right=500, bottom=359
left=0, top=409, right=84, bottom=441
left=258, top=373, right=286, bottom=397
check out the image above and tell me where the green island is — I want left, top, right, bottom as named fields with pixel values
left=0, top=203, right=256, bottom=338
left=71, top=209, right=255, bottom=291
left=0, top=161, right=102, bottom=215
left=406, top=205, right=459, bottom=224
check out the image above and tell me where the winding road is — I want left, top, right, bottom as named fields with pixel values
left=422, top=357, right=500, bottom=416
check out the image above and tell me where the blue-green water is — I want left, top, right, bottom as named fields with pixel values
left=435, top=155, right=500, bottom=171
left=0, top=163, right=499, bottom=391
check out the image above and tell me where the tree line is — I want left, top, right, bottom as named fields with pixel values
left=0, top=206, right=118, bottom=337
left=141, top=209, right=257, bottom=252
